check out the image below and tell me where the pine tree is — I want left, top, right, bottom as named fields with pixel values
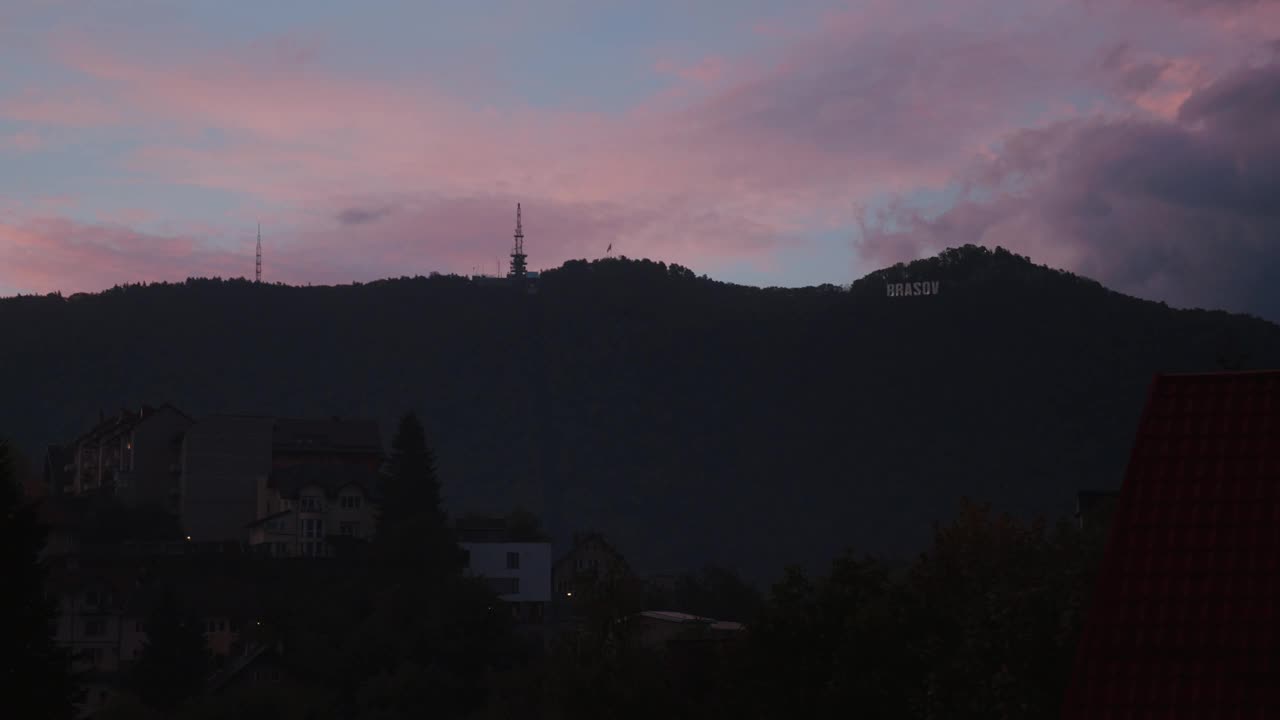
left=0, top=438, right=79, bottom=719
left=128, top=587, right=211, bottom=712
left=372, top=412, right=464, bottom=575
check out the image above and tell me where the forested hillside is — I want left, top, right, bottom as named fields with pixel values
left=5, top=245, right=1277, bottom=581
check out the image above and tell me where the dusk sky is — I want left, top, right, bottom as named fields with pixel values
left=2, top=0, right=1279, bottom=318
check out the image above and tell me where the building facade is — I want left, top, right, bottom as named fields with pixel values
left=247, top=463, right=381, bottom=558
left=551, top=532, right=634, bottom=602
left=181, top=415, right=383, bottom=552
left=65, top=404, right=191, bottom=509
left=457, top=516, right=552, bottom=623
left=180, top=416, right=275, bottom=543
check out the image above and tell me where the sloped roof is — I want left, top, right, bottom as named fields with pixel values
left=1063, top=370, right=1280, bottom=718
left=268, top=462, right=382, bottom=500
left=553, top=532, right=629, bottom=573
left=271, top=418, right=382, bottom=456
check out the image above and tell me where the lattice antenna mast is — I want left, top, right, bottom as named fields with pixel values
left=507, top=203, right=528, bottom=279
left=255, top=223, right=263, bottom=283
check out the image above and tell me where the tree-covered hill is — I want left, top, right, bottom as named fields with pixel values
left=4, top=245, right=1277, bottom=582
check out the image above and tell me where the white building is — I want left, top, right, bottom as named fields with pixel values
left=455, top=516, right=551, bottom=623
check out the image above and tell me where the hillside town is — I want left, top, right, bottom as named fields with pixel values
left=32, top=405, right=744, bottom=718
left=9, top=370, right=1280, bottom=718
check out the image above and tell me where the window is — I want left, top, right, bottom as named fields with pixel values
left=134, top=620, right=144, bottom=632
left=84, top=590, right=100, bottom=606
left=300, top=496, right=322, bottom=512
left=506, top=551, right=520, bottom=570
left=340, top=495, right=361, bottom=510
left=301, top=518, right=324, bottom=539
left=84, top=618, right=106, bottom=637
left=83, top=647, right=104, bottom=666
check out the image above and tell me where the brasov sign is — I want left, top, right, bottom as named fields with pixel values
left=886, top=280, right=940, bottom=297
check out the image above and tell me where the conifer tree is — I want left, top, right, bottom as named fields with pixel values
left=0, top=438, right=79, bottom=719
left=372, top=412, right=464, bottom=576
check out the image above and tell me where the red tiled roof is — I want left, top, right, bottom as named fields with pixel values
left=1063, top=370, right=1280, bottom=718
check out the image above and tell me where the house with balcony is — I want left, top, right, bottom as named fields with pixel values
left=180, top=415, right=383, bottom=550
left=246, top=463, right=381, bottom=558
left=64, top=404, right=191, bottom=509
left=456, top=514, right=552, bottom=623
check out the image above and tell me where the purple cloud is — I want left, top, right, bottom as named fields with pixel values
left=856, top=61, right=1280, bottom=319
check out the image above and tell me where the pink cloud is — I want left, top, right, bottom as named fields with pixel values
left=855, top=60, right=1280, bottom=318
left=0, top=218, right=248, bottom=294
left=1, top=132, right=43, bottom=152
left=3, top=0, right=1278, bottom=297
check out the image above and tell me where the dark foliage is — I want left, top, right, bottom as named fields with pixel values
left=128, top=586, right=212, bottom=712
left=373, top=412, right=465, bottom=575
left=0, top=438, right=80, bottom=718
left=482, top=499, right=1106, bottom=720
left=4, top=247, right=1277, bottom=580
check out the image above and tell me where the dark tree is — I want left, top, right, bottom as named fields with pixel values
left=0, top=437, right=79, bottom=719
left=373, top=412, right=463, bottom=575
left=128, top=588, right=211, bottom=712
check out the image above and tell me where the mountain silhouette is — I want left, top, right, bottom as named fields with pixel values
left=5, top=245, right=1278, bottom=582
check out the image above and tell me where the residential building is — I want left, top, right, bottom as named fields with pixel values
left=551, top=532, right=634, bottom=601
left=271, top=417, right=382, bottom=470
left=181, top=415, right=384, bottom=548
left=550, top=532, right=644, bottom=625
left=456, top=515, right=552, bottom=623
left=247, top=463, right=381, bottom=558
left=66, top=404, right=191, bottom=509
left=47, top=562, right=262, bottom=717
left=1064, top=370, right=1280, bottom=718
left=49, top=567, right=136, bottom=717
left=180, top=416, right=274, bottom=544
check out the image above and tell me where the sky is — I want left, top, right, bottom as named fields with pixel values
left=1, top=0, right=1279, bottom=318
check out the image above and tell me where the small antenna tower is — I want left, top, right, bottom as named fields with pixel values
left=255, top=223, right=262, bottom=283
left=507, top=203, right=527, bottom=280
